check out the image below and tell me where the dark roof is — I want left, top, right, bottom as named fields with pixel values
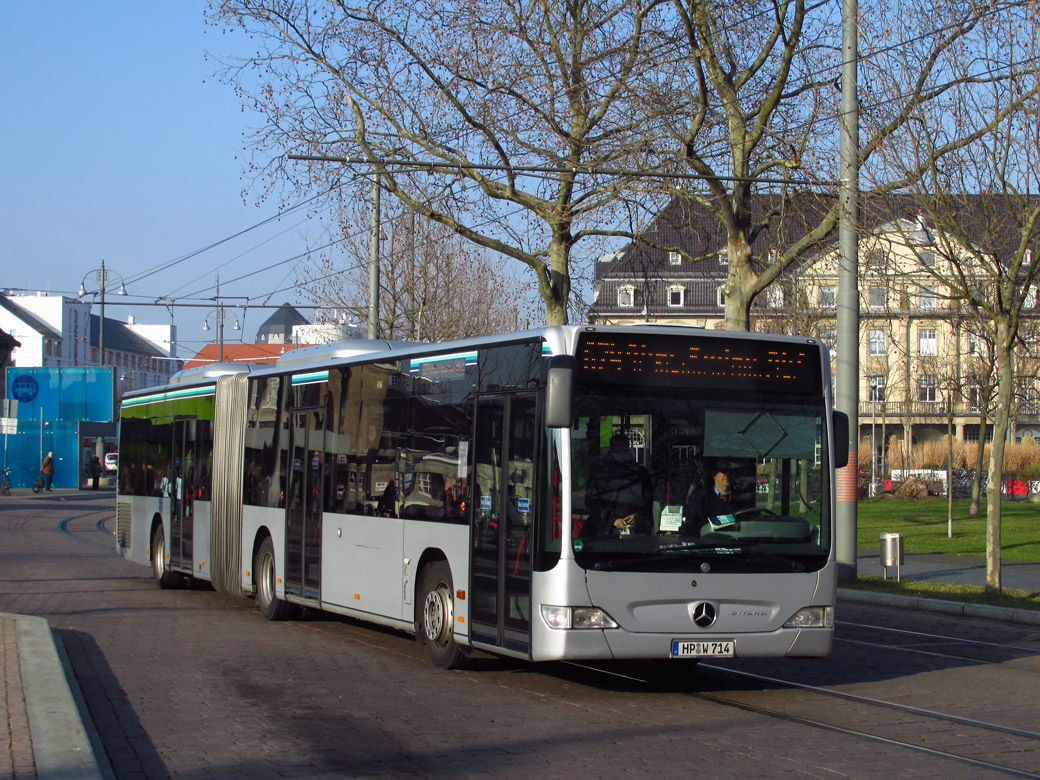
left=0, top=295, right=62, bottom=340
left=89, top=314, right=165, bottom=358
left=0, top=327, right=20, bottom=368
left=602, top=191, right=1035, bottom=283
left=256, top=304, right=310, bottom=343
left=602, top=191, right=837, bottom=280
left=589, top=192, right=1037, bottom=322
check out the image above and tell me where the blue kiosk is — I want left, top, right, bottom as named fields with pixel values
left=2, top=367, right=115, bottom=489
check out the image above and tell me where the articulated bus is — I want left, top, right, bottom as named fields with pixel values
left=115, top=325, right=848, bottom=669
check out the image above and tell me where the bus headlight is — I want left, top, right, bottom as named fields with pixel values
left=541, top=605, right=619, bottom=630
left=784, top=606, right=834, bottom=629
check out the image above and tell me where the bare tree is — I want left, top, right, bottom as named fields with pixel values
left=298, top=198, right=533, bottom=341
left=880, top=8, right=1040, bottom=589
left=209, top=0, right=670, bottom=326
left=649, top=0, right=1040, bottom=331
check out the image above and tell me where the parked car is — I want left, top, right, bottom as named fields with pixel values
left=104, top=452, right=118, bottom=472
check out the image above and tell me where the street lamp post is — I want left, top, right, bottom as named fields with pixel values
left=79, top=259, right=126, bottom=366
left=202, top=307, right=241, bottom=363
left=202, top=276, right=242, bottom=363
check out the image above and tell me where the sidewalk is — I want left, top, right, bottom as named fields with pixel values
left=842, top=548, right=1040, bottom=626
left=0, top=613, right=103, bottom=780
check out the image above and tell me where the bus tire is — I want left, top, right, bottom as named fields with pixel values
left=419, top=561, right=468, bottom=670
left=151, top=525, right=183, bottom=589
left=255, top=537, right=293, bottom=621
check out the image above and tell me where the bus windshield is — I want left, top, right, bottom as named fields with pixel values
left=570, top=389, right=830, bottom=573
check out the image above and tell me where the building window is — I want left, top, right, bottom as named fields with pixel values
left=919, top=374, right=937, bottom=403
left=868, top=329, right=886, bottom=356
left=767, top=285, right=784, bottom=308
left=919, top=287, right=936, bottom=309
left=919, top=328, right=937, bottom=356
left=668, top=251, right=682, bottom=266
left=867, top=250, right=886, bottom=270
left=818, top=286, right=836, bottom=308
left=717, top=251, right=728, bottom=266
left=965, top=426, right=994, bottom=443
left=968, top=330, right=988, bottom=356
left=968, top=383, right=983, bottom=413
left=1019, top=378, right=1039, bottom=414
left=618, top=286, right=635, bottom=308
left=717, top=286, right=726, bottom=308
left=920, top=251, right=936, bottom=269
left=868, top=286, right=887, bottom=308
left=819, top=328, right=836, bottom=356
left=868, top=375, right=886, bottom=402
left=668, top=286, right=685, bottom=307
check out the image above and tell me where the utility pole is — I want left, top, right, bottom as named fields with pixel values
left=368, top=173, right=381, bottom=340
left=836, top=0, right=860, bottom=580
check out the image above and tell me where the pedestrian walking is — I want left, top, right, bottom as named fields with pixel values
left=41, top=451, right=54, bottom=491
left=89, top=455, right=101, bottom=490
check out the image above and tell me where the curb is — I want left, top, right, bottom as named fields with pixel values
left=838, top=588, right=1040, bottom=626
left=3, top=613, right=103, bottom=780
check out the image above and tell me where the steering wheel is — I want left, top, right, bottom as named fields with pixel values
left=733, top=506, right=776, bottom=518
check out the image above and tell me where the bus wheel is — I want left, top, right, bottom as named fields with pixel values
left=419, top=561, right=468, bottom=670
left=151, top=525, right=183, bottom=589
left=255, top=537, right=293, bottom=621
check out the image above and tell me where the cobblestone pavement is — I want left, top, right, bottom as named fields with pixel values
left=2, top=491, right=1040, bottom=779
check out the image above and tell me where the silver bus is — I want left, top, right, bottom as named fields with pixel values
left=115, top=325, right=847, bottom=669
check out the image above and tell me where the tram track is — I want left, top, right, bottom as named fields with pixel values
left=560, top=645, right=1040, bottom=779
left=57, top=511, right=114, bottom=551
left=693, top=663, right=1040, bottom=780
left=834, top=619, right=1040, bottom=669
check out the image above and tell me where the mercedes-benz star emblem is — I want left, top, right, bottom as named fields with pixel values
left=692, top=601, right=718, bottom=628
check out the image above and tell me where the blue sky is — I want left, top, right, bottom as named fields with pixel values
left=0, top=2, right=324, bottom=354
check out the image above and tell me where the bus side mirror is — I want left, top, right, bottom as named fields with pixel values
left=832, top=411, right=849, bottom=469
left=545, top=355, right=576, bottom=429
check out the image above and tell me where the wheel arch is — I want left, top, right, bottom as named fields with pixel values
left=249, top=525, right=275, bottom=594
left=148, top=513, right=165, bottom=559
left=413, top=547, right=451, bottom=639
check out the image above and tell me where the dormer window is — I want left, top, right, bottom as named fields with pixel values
left=618, top=286, right=635, bottom=308
left=668, top=285, right=685, bottom=307
left=668, top=251, right=682, bottom=266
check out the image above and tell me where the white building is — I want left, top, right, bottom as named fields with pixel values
left=0, top=292, right=182, bottom=393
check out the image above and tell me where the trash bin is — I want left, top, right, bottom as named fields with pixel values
left=880, top=532, right=904, bottom=581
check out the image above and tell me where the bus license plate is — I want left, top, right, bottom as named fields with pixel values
left=671, top=639, right=734, bottom=658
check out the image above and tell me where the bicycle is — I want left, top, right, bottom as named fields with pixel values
left=1, top=468, right=11, bottom=496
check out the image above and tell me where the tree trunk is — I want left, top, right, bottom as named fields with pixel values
left=722, top=238, right=756, bottom=331
left=947, top=419, right=954, bottom=538
left=540, top=233, right=572, bottom=326
left=986, top=346, right=1014, bottom=593
left=971, top=411, right=987, bottom=517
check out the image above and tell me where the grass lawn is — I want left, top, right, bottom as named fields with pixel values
left=842, top=575, right=1040, bottom=611
left=857, top=496, right=1040, bottom=561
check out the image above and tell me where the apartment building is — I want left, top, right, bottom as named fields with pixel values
left=588, top=194, right=1040, bottom=458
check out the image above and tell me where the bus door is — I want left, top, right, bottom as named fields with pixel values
left=285, top=408, right=326, bottom=600
left=169, top=417, right=196, bottom=571
left=470, top=393, right=538, bottom=655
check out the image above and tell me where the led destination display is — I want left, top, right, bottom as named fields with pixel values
left=576, top=331, right=823, bottom=394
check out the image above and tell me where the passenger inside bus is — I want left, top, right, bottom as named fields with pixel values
left=584, top=432, right=652, bottom=536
